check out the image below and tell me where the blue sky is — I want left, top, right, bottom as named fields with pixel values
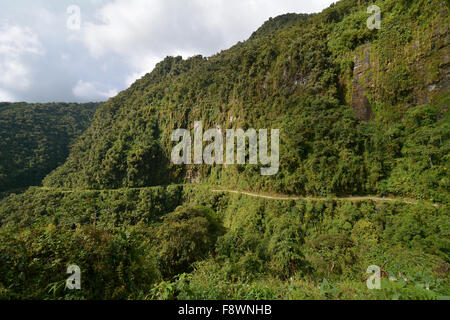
left=0, top=0, right=336, bottom=102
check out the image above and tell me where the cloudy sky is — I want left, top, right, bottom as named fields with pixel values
left=0, top=0, right=336, bottom=103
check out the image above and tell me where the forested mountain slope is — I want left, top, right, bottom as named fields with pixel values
left=43, top=0, right=449, bottom=203
left=0, top=184, right=448, bottom=299
left=0, top=0, right=449, bottom=300
left=0, top=102, right=100, bottom=192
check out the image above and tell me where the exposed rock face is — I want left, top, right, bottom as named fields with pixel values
left=417, top=18, right=449, bottom=105
left=432, top=29, right=450, bottom=96
left=351, top=46, right=374, bottom=121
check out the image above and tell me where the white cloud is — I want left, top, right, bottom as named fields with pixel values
left=0, top=24, right=44, bottom=91
left=0, top=0, right=336, bottom=102
left=123, top=55, right=162, bottom=87
left=0, top=88, right=15, bottom=102
left=72, top=80, right=118, bottom=101
left=82, top=0, right=336, bottom=87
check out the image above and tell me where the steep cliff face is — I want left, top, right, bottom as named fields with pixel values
left=345, top=1, right=449, bottom=122
left=351, top=45, right=374, bottom=121
left=346, top=2, right=449, bottom=122
left=423, top=19, right=449, bottom=103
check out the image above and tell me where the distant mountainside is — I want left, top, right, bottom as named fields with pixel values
left=0, top=102, right=100, bottom=192
left=43, top=0, right=449, bottom=202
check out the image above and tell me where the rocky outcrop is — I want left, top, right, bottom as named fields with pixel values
left=351, top=46, right=374, bottom=121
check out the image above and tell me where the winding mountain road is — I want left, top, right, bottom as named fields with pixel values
left=36, top=186, right=440, bottom=206
left=211, top=189, right=440, bottom=206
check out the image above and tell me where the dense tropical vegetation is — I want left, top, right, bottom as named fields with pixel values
left=42, top=0, right=449, bottom=203
left=0, top=185, right=448, bottom=299
left=0, top=0, right=448, bottom=300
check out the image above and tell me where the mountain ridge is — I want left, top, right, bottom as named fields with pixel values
left=43, top=0, right=449, bottom=203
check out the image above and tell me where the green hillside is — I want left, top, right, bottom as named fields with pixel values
left=0, top=185, right=448, bottom=299
left=43, top=0, right=449, bottom=203
left=0, top=102, right=100, bottom=193
left=0, top=0, right=449, bottom=300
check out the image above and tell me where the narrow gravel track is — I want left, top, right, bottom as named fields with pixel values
left=36, top=186, right=439, bottom=206
left=211, top=189, right=438, bottom=206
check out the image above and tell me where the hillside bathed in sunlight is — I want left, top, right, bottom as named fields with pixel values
left=0, top=0, right=449, bottom=302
